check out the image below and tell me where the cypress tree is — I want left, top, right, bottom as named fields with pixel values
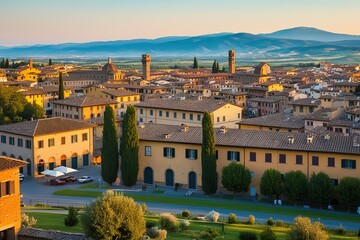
left=5, top=59, right=9, bottom=68
left=201, top=112, right=217, bottom=195
left=211, top=60, right=216, bottom=73
left=58, top=72, right=65, bottom=100
left=120, top=105, right=139, bottom=186
left=0, top=58, right=4, bottom=68
left=193, top=57, right=199, bottom=69
left=222, top=66, right=226, bottom=73
left=216, top=62, right=220, bottom=73
left=101, top=106, right=119, bottom=185
left=49, top=58, right=52, bottom=66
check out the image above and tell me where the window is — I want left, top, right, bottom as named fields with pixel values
left=25, top=140, right=31, bottom=149
left=17, top=138, right=23, bottom=147
left=145, top=146, right=152, bottom=156
left=71, top=135, right=78, bottom=143
left=190, top=114, right=193, bottom=120
left=150, top=110, right=153, bottom=116
left=312, top=156, right=319, bottom=166
left=0, top=181, right=15, bottom=197
left=82, top=133, right=88, bottom=141
left=1, top=135, right=6, bottom=144
left=341, top=159, right=356, bottom=169
left=227, top=151, right=240, bottom=162
left=38, top=140, right=44, bottom=149
left=249, top=152, right=256, bottom=162
left=296, top=155, right=303, bottom=165
left=163, top=147, right=175, bottom=158
left=61, top=137, right=66, bottom=145
left=48, top=138, right=55, bottom=147
left=140, top=109, right=143, bottom=115
left=182, top=113, right=186, bottom=119
left=265, top=153, right=272, bottom=163
left=166, top=111, right=169, bottom=117
left=159, top=111, right=162, bottom=117
left=217, top=117, right=220, bottom=123
left=197, top=114, right=201, bottom=121
left=223, top=116, right=226, bottom=121
left=9, top=137, right=14, bottom=146
left=331, top=179, right=339, bottom=186
left=185, top=149, right=198, bottom=160
left=279, top=154, right=286, bottom=164
left=215, top=150, right=218, bottom=160
left=250, top=171, right=254, bottom=177
left=300, top=106, right=304, bottom=112
left=328, top=157, right=335, bottom=167
left=238, top=113, right=241, bottom=119
left=173, top=112, right=177, bottom=118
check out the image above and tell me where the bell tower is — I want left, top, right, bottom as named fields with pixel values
left=141, top=54, right=151, bottom=80
left=228, top=50, right=235, bottom=74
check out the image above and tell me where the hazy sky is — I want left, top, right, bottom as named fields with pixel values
left=0, top=0, right=359, bottom=46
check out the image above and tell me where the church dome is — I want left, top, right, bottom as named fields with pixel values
left=102, top=58, right=119, bottom=72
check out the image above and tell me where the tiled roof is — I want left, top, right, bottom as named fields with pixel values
left=102, top=89, right=140, bottom=97
left=0, top=157, right=27, bottom=171
left=19, top=227, right=89, bottom=240
left=135, top=98, right=234, bottom=113
left=248, top=97, right=281, bottom=103
left=138, top=124, right=360, bottom=155
left=0, top=117, right=96, bottom=137
left=52, top=96, right=117, bottom=107
left=292, top=98, right=321, bottom=106
left=238, top=113, right=304, bottom=129
left=304, top=108, right=338, bottom=121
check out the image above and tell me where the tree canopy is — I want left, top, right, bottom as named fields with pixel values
left=309, top=172, right=334, bottom=207
left=337, top=176, right=360, bottom=211
left=58, top=72, right=64, bottom=100
left=260, top=168, right=282, bottom=198
left=284, top=170, right=308, bottom=204
left=221, top=163, right=251, bottom=197
left=193, top=57, right=199, bottom=69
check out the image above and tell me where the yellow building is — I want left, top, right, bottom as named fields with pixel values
left=42, top=85, right=72, bottom=116
left=52, top=96, right=118, bottom=119
left=7, top=59, right=41, bottom=81
left=135, top=98, right=243, bottom=128
left=259, top=82, right=284, bottom=92
left=137, top=124, right=360, bottom=196
left=17, top=87, right=44, bottom=107
left=292, top=98, right=321, bottom=117
left=0, top=118, right=95, bottom=177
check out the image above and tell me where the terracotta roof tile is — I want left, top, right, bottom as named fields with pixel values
left=52, top=96, right=117, bottom=107
left=0, top=157, right=27, bottom=171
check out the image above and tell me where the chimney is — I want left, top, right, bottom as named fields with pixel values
left=323, top=134, right=330, bottom=140
left=181, top=124, right=189, bottom=132
left=288, top=136, right=294, bottom=144
left=306, top=134, right=313, bottom=144
left=164, top=133, right=171, bottom=139
left=220, top=126, right=228, bottom=134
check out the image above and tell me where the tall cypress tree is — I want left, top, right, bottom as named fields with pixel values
left=211, top=60, right=217, bottom=73
left=201, top=112, right=217, bottom=195
left=49, top=58, right=52, bottom=66
left=193, top=57, right=199, bottom=69
left=120, top=105, right=139, bottom=186
left=58, top=72, right=65, bottom=100
left=0, top=58, right=4, bottom=68
left=216, top=62, right=220, bottom=73
left=101, top=106, right=119, bottom=185
left=5, top=59, right=9, bottom=68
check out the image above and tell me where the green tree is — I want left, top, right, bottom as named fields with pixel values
left=193, top=57, right=199, bottom=69
left=222, top=66, right=226, bottom=73
left=309, top=172, right=334, bottom=208
left=21, top=103, right=45, bottom=120
left=0, top=86, right=28, bottom=124
left=284, top=170, right=308, bottom=205
left=64, top=206, right=79, bottom=227
left=201, top=112, right=217, bottom=195
left=120, top=105, right=139, bottom=186
left=212, top=60, right=217, bottom=73
left=260, top=168, right=282, bottom=198
left=221, top=163, right=251, bottom=198
left=289, top=217, right=328, bottom=240
left=5, top=59, right=9, bottom=68
left=48, top=58, right=52, bottom=66
left=0, top=58, right=4, bottom=68
left=337, top=177, right=360, bottom=212
left=81, top=190, right=146, bottom=240
left=216, top=62, right=220, bottom=73
left=58, top=72, right=64, bottom=100
left=101, top=106, right=119, bottom=186
left=354, top=84, right=360, bottom=96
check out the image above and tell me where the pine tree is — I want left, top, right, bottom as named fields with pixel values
left=222, top=66, right=226, bottom=73
left=58, top=72, right=65, bottom=100
left=5, top=59, right=9, bottom=68
left=193, top=57, right=199, bottom=69
left=49, top=58, right=52, bottom=66
left=216, top=62, right=220, bottom=73
left=201, top=112, right=217, bottom=195
left=101, top=106, right=119, bottom=185
left=211, top=60, right=217, bottom=73
left=120, top=105, right=139, bottom=186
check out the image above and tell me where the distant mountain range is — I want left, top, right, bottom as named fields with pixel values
left=0, top=27, right=359, bottom=62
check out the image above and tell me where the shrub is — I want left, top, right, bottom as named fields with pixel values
left=34, top=203, right=50, bottom=208
left=146, top=221, right=157, bottom=229
left=64, top=206, right=79, bottom=227
left=335, top=225, right=346, bottom=235
left=159, top=213, right=178, bottom=232
left=156, top=229, right=167, bottom=240
left=21, top=213, right=37, bottom=228
left=80, top=190, right=146, bottom=240
left=182, top=209, right=191, bottom=218
left=141, top=203, right=147, bottom=213
left=288, top=217, right=328, bottom=240
left=228, top=213, right=237, bottom=224
left=267, top=217, right=274, bottom=226
left=260, top=227, right=276, bottom=240
left=239, top=231, right=258, bottom=240
left=179, top=219, right=190, bottom=231
left=275, top=220, right=284, bottom=227
left=147, top=226, right=159, bottom=239
left=206, top=210, right=220, bottom=222
left=198, top=228, right=220, bottom=240
left=247, top=215, right=256, bottom=225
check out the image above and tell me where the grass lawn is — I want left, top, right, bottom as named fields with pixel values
left=53, top=189, right=360, bottom=223
left=26, top=212, right=359, bottom=240
left=79, top=183, right=110, bottom=189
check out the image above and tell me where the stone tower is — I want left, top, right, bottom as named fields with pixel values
left=141, top=54, right=151, bottom=80
left=228, top=50, right=235, bottom=74
left=29, top=58, right=33, bottom=68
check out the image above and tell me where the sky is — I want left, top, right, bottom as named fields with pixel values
left=0, top=0, right=359, bottom=46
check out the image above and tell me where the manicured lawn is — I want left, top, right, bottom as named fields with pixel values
left=26, top=212, right=359, bottom=240
left=79, top=183, right=110, bottom=189
left=53, top=189, right=360, bottom=223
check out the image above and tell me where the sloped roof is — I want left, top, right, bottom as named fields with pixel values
left=52, top=96, right=117, bottom=107
left=0, top=157, right=27, bottom=171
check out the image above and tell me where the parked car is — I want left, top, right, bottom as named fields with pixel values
left=19, top=173, right=25, bottom=182
left=49, top=179, right=66, bottom=186
left=59, top=176, right=77, bottom=183
left=77, top=176, right=93, bottom=183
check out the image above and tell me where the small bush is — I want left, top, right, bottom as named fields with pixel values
left=335, top=225, right=346, bottom=235
left=21, top=213, right=37, bottom=228
left=147, top=226, right=159, bottom=238
left=260, top=227, right=276, bottom=240
left=182, top=209, right=191, bottom=218
left=289, top=217, right=328, bottom=240
left=146, top=221, right=157, bottom=229
left=267, top=217, right=274, bottom=226
left=198, top=228, right=220, bottom=240
left=34, top=203, right=50, bottom=208
left=156, top=229, right=167, bottom=240
left=228, top=213, right=237, bottom=224
left=206, top=210, right=220, bottom=222
left=159, top=213, right=178, bottom=232
left=275, top=220, right=284, bottom=227
left=64, top=206, right=79, bottom=226
left=247, top=215, right=256, bottom=225
left=141, top=203, right=147, bottom=213
left=239, top=231, right=258, bottom=240
left=180, top=219, right=190, bottom=231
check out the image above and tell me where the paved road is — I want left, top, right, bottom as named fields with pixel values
left=21, top=166, right=360, bottom=231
